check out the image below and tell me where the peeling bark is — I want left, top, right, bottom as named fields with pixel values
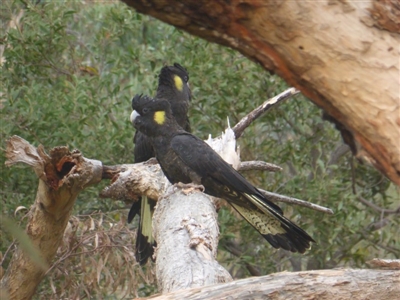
left=367, top=258, right=400, bottom=269
left=146, top=268, right=400, bottom=300
left=100, top=161, right=170, bottom=202
left=153, top=189, right=232, bottom=293
left=121, top=0, right=400, bottom=185
left=0, top=136, right=103, bottom=300
left=369, top=0, right=400, bottom=33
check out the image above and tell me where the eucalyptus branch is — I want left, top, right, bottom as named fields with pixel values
left=238, top=161, right=282, bottom=172
left=233, top=87, right=300, bottom=139
left=259, top=189, right=334, bottom=215
left=357, top=195, right=400, bottom=215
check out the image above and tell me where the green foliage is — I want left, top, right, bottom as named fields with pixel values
left=1, top=0, right=399, bottom=297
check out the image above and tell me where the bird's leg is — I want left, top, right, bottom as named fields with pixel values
left=174, top=182, right=205, bottom=195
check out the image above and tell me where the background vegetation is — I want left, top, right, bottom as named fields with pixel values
left=1, top=0, right=398, bottom=298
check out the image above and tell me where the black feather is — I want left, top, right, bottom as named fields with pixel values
left=131, top=96, right=315, bottom=253
left=129, top=64, right=192, bottom=265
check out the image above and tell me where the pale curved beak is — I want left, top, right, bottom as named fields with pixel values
left=130, top=110, right=140, bottom=124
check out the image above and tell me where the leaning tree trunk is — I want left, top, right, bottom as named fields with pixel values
left=121, top=0, right=400, bottom=185
left=0, top=136, right=103, bottom=300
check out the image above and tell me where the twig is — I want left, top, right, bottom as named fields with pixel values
left=259, top=189, right=334, bottom=215
left=233, top=87, right=300, bottom=139
left=238, top=161, right=282, bottom=172
left=357, top=195, right=400, bottom=214
left=0, top=241, right=15, bottom=267
left=44, top=234, right=90, bottom=276
left=367, top=218, right=391, bottom=231
left=360, top=230, right=400, bottom=254
left=367, top=259, right=400, bottom=270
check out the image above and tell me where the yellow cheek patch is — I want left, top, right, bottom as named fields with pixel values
left=154, top=111, right=166, bottom=125
left=174, top=75, right=183, bottom=91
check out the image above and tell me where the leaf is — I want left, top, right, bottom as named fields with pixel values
left=0, top=216, right=48, bottom=271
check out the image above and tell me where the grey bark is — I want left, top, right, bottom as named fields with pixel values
left=153, top=189, right=232, bottom=293
left=0, top=136, right=103, bottom=300
left=146, top=268, right=400, bottom=300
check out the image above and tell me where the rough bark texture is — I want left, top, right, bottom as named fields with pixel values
left=146, top=268, right=400, bottom=300
left=121, top=0, right=400, bottom=185
left=153, top=189, right=232, bottom=293
left=0, top=136, right=103, bottom=300
left=101, top=161, right=170, bottom=202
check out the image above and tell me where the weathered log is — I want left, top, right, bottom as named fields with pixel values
left=146, top=268, right=400, bottom=300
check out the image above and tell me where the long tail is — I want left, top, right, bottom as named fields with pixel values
left=231, top=193, right=315, bottom=253
left=134, top=196, right=156, bottom=265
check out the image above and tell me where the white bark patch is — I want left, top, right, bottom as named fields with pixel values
left=153, top=189, right=232, bottom=293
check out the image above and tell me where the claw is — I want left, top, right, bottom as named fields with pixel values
left=174, top=182, right=205, bottom=195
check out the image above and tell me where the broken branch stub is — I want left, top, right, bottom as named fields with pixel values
left=1, top=136, right=103, bottom=300
left=100, top=162, right=170, bottom=202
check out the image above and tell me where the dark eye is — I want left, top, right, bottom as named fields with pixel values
left=184, top=76, right=188, bottom=82
left=142, top=107, right=149, bottom=114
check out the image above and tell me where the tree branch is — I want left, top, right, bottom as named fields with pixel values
left=357, top=194, right=400, bottom=215
left=238, top=161, right=282, bottom=172
left=100, top=162, right=169, bottom=202
left=367, top=259, right=400, bottom=270
left=259, top=189, right=334, bottom=215
left=232, top=87, right=299, bottom=139
left=145, top=268, right=400, bottom=300
left=1, top=136, right=103, bottom=300
left=100, top=161, right=333, bottom=215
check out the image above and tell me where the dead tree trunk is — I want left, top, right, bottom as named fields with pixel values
left=121, top=0, right=400, bottom=185
left=0, top=136, right=103, bottom=300
left=146, top=268, right=400, bottom=300
left=153, top=189, right=232, bottom=292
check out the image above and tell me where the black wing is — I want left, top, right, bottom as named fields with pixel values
left=170, top=133, right=282, bottom=213
left=170, top=133, right=315, bottom=253
left=134, top=131, right=154, bottom=163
